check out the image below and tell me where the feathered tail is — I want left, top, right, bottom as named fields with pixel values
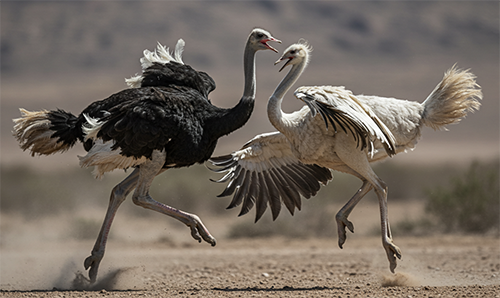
left=421, top=65, right=482, bottom=130
left=13, top=108, right=83, bottom=156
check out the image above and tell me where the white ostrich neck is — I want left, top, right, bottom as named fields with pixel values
left=242, top=42, right=257, bottom=100
left=267, top=62, right=306, bottom=131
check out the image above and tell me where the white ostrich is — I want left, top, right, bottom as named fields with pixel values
left=209, top=41, right=482, bottom=272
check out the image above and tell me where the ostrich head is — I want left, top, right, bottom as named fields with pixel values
left=274, top=40, right=312, bottom=71
left=248, top=28, right=281, bottom=53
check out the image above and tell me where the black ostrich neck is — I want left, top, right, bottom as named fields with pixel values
left=216, top=96, right=255, bottom=137
left=210, top=41, right=257, bottom=138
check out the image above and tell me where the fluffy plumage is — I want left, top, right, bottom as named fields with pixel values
left=210, top=42, right=482, bottom=273
left=12, top=28, right=281, bottom=283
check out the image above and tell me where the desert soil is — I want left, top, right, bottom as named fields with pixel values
left=1, top=234, right=499, bottom=298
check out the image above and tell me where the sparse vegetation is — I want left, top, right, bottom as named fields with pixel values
left=391, top=217, right=434, bottom=236
left=0, top=164, right=228, bottom=218
left=225, top=162, right=466, bottom=239
left=2, top=160, right=498, bottom=239
left=425, top=160, right=499, bottom=234
left=0, top=166, right=77, bottom=218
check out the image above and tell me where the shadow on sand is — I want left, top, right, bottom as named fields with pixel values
left=213, top=285, right=342, bottom=292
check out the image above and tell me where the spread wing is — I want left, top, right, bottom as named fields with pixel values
left=294, top=86, right=396, bottom=157
left=208, top=131, right=332, bottom=222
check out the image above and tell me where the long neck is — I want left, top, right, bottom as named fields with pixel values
left=267, top=59, right=307, bottom=132
left=210, top=41, right=257, bottom=138
left=242, top=42, right=257, bottom=99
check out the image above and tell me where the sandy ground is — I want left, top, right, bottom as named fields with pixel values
left=1, top=202, right=499, bottom=298
left=1, top=237, right=499, bottom=297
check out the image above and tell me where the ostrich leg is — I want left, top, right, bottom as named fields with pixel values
left=332, top=165, right=375, bottom=248
left=373, top=181, right=402, bottom=273
left=335, top=143, right=401, bottom=273
left=335, top=180, right=373, bottom=248
left=132, top=150, right=217, bottom=246
left=84, top=168, right=140, bottom=283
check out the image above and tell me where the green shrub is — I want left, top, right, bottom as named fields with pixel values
left=391, top=217, right=434, bottom=236
left=425, top=160, right=499, bottom=233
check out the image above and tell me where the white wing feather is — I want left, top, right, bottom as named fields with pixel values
left=294, top=86, right=396, bottom=157
left=209, top=132, right=332, bottom=222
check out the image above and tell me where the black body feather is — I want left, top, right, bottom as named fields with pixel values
left=38, top=60, right=252, bottom=169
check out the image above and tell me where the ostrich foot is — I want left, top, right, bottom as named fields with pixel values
left=383, top=238, right=402, bottom=273
left=335, top=213, right=354, bottom=249
left=185, top=214, right=217, bottom=246
left=84, top=251, right=103, bottom=283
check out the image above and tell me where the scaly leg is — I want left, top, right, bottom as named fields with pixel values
left=374, top=183, right=402, bottom=273
left=84, top=168, right=140, bottom=283
left=334, top=138, right=401, bottom=272
left=132, top=150, right=217, bottom=246
left=335, top=180, right=372, bottom=248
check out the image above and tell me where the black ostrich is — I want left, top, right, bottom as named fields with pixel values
left=13, top=28, right=280, bottom=283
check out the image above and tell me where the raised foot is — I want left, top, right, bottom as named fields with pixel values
left=383, top=239, right=402, bottom=273
left=83, top=252, right=103, bottom=284
left=185, top=214, right=217, bottom=246
left=335, top=213, right=354, bottom=249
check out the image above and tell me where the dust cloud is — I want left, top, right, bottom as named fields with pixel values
left=68, top=268, right=140, bottom=291
left=380, top=272, right=421, bottom=287
left=0, top=255, right=145, bottom=291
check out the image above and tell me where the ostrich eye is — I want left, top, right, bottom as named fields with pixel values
left=290, top=50, right=296, bottom=55
left=257, top=33, right=264, bottom=38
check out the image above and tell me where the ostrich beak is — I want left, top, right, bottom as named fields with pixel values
left=262, top=37, right=281, bottom=53
left=275, top=57, right=292, bottom=72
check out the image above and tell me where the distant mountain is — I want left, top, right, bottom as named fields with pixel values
left=2, top=1, right=497, bottom=75
left=1, top=1, right=498, bottom=168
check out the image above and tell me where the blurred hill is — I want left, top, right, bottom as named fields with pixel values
left=1, top=1, right=498, bottom=170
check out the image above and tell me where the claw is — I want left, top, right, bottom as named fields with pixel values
left=204, top=234, right=217, bottom=247
left=189, top=226, right=203, bottom=243
left=336, top=213, right=354, bottom=249
left=185, top=214, right=217, bottom=247
left=384, top=240, right=402, bottom=273
left=200, top=228, right=217, bottom=246
left=389, top=260, right=397, bottom=273
left=345, top=219, right=354, bottom=233
left=84, top=252, right=103, bottom=284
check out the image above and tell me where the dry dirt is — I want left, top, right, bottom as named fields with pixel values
left=0, top=210, right=500, bottom=298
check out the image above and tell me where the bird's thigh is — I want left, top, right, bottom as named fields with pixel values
left=333, top=134, right=375, bottom=178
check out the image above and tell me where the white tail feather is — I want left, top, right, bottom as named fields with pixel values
left=13, top=109, right=71, bottom=155
left=422, top=65, right=482, bottom=130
